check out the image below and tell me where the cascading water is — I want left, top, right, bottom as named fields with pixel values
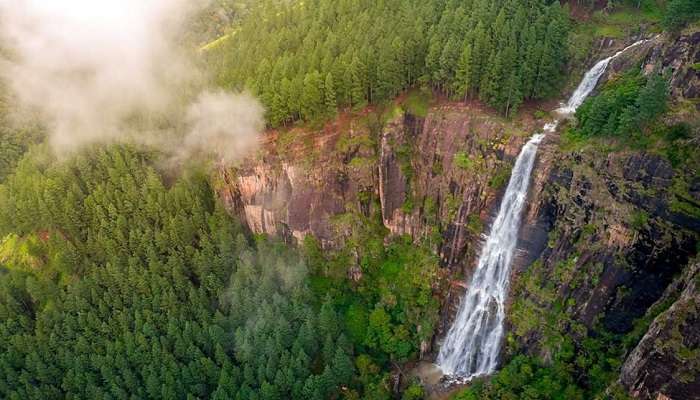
left=436, top=38, right=650, bottom=380
left=436, top=132, right=544, bottom=378
left=557, top=39, right=650, bottom=114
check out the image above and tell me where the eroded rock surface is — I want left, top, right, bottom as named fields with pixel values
left=219, top=103, right=538, bottom=271
left=620, top=262, right=699, bottom=400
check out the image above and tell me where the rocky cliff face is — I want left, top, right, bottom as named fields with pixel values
left=604, top=31, right=700, bottom=105
left=219, top=102, right=538, bottom=271
left=514, top=146, right=697, bottom=330
left=505, top=30, right=700, bottom=399
left=217, top=29, right=699, bottom=399
left=619, top=261, right=699, bottom=400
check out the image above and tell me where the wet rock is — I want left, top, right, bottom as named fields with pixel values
left=605, top=32, right=700, bottom=105
left=511, top=146, right=698, bottom=353
left=619, top=262, right=700, bottom=400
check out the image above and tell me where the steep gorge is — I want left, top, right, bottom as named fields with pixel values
left=508, top=31, right=699, bottom=399
left=217, top=30, right=699, bottom=399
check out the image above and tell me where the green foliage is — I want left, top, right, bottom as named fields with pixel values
left=307, top=219, right=441, bottom=365
left=488, top=164, right=512, bottom=189
left=466, top=214, right=484, bottom=236
left=669, top=176, right=700, bottom=218
left=453, top=151, right=475, bottom=171
left=403, top=89, right=431, bottom=118
left=630, top=210, right=650, bottom=230
left=534, top=109, right=548, bottom=120
left=663, top=0, right=700, bottom=31
left=662, top=123, right=695, bottom=166
left=580, top=1, right=664, bottom=40
left=452, top=355, right=584, bottom=400
left=0, top=146, right=355, bottom=399
left=402, top=381, right=425, bottom=400
left=0, top=129, right=41, bottom=183
left=574, top=70, right=668, bottom=138
left=358, top=238, right=441, bottom=362
left=209, top=0, right=570, bottom=124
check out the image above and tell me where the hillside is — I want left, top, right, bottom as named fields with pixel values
left=0, top=1, right=698, bottom=400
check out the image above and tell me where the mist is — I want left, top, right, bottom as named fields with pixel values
left=0, top=0, right=263, bottom=162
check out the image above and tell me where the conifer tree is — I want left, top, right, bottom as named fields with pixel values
left=454, top=44, right=473, bottom=100
left=324, top=72, right=337, bottom=116
left=636, top=72, right=669, bottom=125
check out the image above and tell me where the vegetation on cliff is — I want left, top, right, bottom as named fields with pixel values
left=452, top=57, right=698, bottom=399
left=573, top=70, right=668, bottom=138
left=1, top=1, right=698, bottom=400
left=663, top=0, right=700, bottom=31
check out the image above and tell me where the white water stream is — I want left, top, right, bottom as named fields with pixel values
left=436, top=38, right=650, bottom=380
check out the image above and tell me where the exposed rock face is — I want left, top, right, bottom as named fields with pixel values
left=216, top=27, right=700, bottom=394
left=219, top=123, right=377, bottom=247
left=219, top=103, right=538, bottom=271
left=603, top=31, right=700, bottom=106
left=619, top=262, right=700, bottom=400
left=379, top=106, right=534, bottom=269
left=648, top=31, right=700, bottom=102
left=511, top=144, right=698, bottom=341
left=504, top=30, right=700, bottom=375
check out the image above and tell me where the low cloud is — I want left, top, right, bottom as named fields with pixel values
left=0, top=0, right=262, bottom=162
left=180, top=90, right=264, bottom=163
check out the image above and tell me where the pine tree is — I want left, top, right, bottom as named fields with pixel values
left=301, top=70, right=324, bottom=121
left=454, top=44, right=473, bottom=100
left=324, top=72, right=337, bottom=116
left=331, top=347, right=354, bottom=385
left=636, top=72, right=669, bottom=125
left=349, top=55, right=367, bottom=108
left=439, top=37, right=461, bottom=97
left=318, top=298, right=339, bottom=339
left=479, top=51, right=502, bottom=109
left=470, top=22, right=491, bottom=96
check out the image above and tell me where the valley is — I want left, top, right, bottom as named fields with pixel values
left=0, top=1, right=698, bottom=399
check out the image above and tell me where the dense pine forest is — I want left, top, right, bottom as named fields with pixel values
left=209, top=0, right=570, bottom=123
left=1, top=0, right=699, bottom=399
left=0, top=143, right=440, bottom=399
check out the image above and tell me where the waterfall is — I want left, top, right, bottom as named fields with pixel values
left=436, top=132, right=544, bottom=378
left=557, top=39, right=650, bottom=114
left=436, top=38, right=650, bottom=380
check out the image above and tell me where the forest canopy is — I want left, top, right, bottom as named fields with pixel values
left=0, top=143, right=441, bottom=399
left=208, top=0, right=571, bottom=124
left=1, top=1, right=697, bottom=399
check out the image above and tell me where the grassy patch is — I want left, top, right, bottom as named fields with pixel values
left=488, top=163, right=512, bottom=189
left=567, top=0, right=664, bottom=82
left=453, top=151, right=485, bottom=172
left=670, top=177, right=700, bottom=218
left=589, top=1, right=664, bottom=38
left=630, top=209, right=650, bottom=230
left=0, top=233, right=45, bottom=270
left=383, top=103, right=404, bottom=123
left=466, top=214, right=484, bottom=236
left=402, top=89, right=432, bottom=118
left=335, top=130, right=375, bottom=155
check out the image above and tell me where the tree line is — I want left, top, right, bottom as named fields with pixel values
left=0, top=147, right=357, bottom=399
left=208, top=0, right=571, bottom=125
left=0, top=144, right=442, bottom=399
